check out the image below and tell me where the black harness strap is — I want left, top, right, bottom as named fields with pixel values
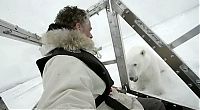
left=105, top=96, right=129, bottom=110
left=36, top=48, right=129, bottom=109
left=95, top=94, right=106, bottom=107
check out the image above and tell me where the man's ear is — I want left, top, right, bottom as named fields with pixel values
left=75, top=23, right=81, bottom=30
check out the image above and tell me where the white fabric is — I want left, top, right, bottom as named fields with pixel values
left=37, top=55, right=143, bottom=109
left=36, top=29, right=143, bottom=109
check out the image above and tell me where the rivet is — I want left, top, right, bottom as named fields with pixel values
left=173, top=105, right=176, bottom=107
left=117, top=1, right=121, bottom=5
left=196, top=80, right=200, bottom=84
left=176, top=70, right=180, bottom=74
left=188, top=83, right=193, bottom=87
left=125, top=10, right=129, bottom=14
left=142, top=35, right=145, bottom=38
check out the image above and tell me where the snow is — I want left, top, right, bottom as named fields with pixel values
left=0, top=77, right=43, bottom=109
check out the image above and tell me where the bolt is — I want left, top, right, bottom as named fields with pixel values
left=15, top=25, right=18, bottom=30
left=125, top=9, right=129, bottom=14
left=117, top=1, right=121, bottom=5
left=3, top=30, right=12, bottom=34
left=196, top=80, right=200, bottom=84
left=188, top=83, right=193, bottom=87
left=173, top=105, right=177, bottom=107
left=180, top=64, right=188, bottom=72
left=176, top=70, right=180, bottom=74
left=36, top=35, right=41, bottom=40
left=142, top=35, right=145, bottom=38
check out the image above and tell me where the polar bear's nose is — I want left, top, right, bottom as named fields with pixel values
left=130, top=77, right=134, bottom=81
left=130, top=76, right=138, bottom=82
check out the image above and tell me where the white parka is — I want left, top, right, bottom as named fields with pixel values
left=36, top=29, right=143, bottom=110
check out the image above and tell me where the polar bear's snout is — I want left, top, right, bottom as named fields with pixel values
left=127, top=64, right=139, bottom=82
left=130, top=76, right=138, bottom=82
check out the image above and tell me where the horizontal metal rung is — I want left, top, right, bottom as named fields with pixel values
left=168, top=25, right=200, bottom=49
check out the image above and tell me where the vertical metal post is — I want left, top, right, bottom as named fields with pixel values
left=106, top=2, right=129, bottom=91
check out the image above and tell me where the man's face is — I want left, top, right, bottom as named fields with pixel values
left=79, top=20, right=93, bottom=39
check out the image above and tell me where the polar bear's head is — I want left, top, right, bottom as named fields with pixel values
left=126, top=47, right=151, bottom=82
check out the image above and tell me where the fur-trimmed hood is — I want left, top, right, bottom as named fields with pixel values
left=40, top=29, right=101, bottom=57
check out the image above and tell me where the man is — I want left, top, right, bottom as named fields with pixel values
left=36, top=6, right=165, bottom=110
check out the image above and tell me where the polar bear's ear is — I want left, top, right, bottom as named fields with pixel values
left=140, top=50, right=145, bottom=56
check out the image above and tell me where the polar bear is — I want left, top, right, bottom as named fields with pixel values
left=126, top=46, right=165, bottom=95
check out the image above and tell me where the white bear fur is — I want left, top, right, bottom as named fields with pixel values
left=126, top=46, right=165, bottom=95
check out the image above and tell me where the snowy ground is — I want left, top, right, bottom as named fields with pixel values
left=0, top=77, right=43, bottom=109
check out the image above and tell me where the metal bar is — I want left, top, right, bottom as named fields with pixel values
left=168, top=25, right=200, bottom=49
left=0, top=19, right=42, bottom=46
left=106, top=2, right=129, bottom=91
left=111, top=0, right=200, bottom=98
left=102, top=59, right=116, bottom=65
left=127, top=89, right=194, bottom=110
left=86, top=0, right=108, bottom=17
left=0, top=97, right=8, bottom=110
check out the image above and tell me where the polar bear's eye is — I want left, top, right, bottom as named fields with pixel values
left=133, top=64, right=137, bottom=66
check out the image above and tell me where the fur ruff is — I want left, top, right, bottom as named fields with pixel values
left=40, top=29, right=97, bottom=56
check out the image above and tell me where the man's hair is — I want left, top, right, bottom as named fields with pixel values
left=54, top=6, right=88, bottom=30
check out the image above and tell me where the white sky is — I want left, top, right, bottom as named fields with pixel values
left=0, top=0, right=199, bottom=109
